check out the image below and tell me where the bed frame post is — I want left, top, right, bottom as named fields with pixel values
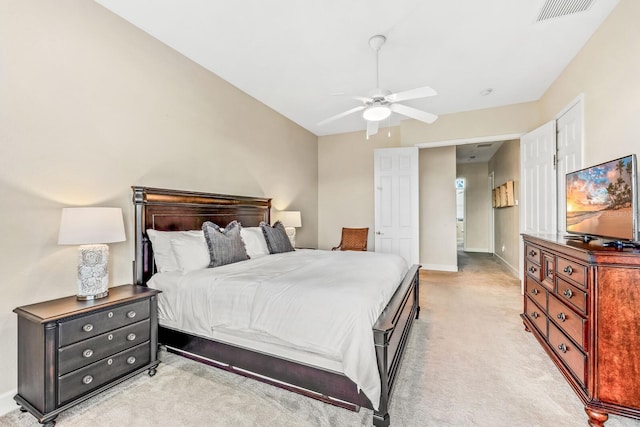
left=132, top=186, right=146, bottom=286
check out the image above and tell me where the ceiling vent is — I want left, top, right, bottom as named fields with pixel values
left=477, top=143, right=493, bottom=148
left=536, top=0, right=594, bottom=22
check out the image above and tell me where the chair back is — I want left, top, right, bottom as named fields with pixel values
left=333, top=227, right=368, bottom=251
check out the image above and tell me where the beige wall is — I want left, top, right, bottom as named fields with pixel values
left=419, top=147, right=458, bottom=270
left=538, top=0, right=640, bottom=165
left=457, top=162, right=490, bottom=252
left=401, top=102, right=539, bottom=146
left=317, top=128, right=400, bottom=250
left=0, top=0, right=317, bottom=403
left=488, top=141, right=521, bottom=274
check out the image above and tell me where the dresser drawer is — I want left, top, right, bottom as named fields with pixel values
left=556, top=277, right=588, bottom=315
left=549, top=322, right=587, bottom=387
left=58, top=319, right=150, bottom=376
left=58, top=342, right=150, bottom=405
left=59, top=300, right=150, bottom=346
left=556, top=257, right=587, bottom=288
left=526, top=259, right=542, bottom=281
left=548, top=294, right=587, bottom=349
left=525, top=296, right=547, bottom=338
left=525, top=243, right=542, bottom=265
left=525, top=276, right=547, bottom=311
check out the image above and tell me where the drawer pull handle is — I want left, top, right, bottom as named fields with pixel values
left=108, top=312, right=114, bottom=318
left=558, top=343, right=568, bottom=353
left=82, top=324, right=94, bottom=333
left=563, top=289, right=573, bottom=299
left=127, top=333, right=136, bottom=341
left=531, top=288, right=539, bottom=295
left=563, top=265, right=574, bottom=275
left=82, top=375, right=93, bottom=385
left=531, top=311, right=539, bottom=319
left=127, top=311, right=136, bottom=319
left=529, top=250, right=536, bottom=257
left=127, top=356, right=136, bottom=365
left=557, top=312, right=566, bottom=322
left=108, top=334, right=114, bottom=341
left=82, top=349, right=93, bottom=358
left=107, top=358, right=113, bottom=365
left=528, top=266, right=536, bottom=273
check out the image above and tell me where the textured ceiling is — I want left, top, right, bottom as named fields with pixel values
left=94, top=0, right=619, bottom=137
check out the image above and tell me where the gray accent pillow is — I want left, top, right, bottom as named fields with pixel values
left=202, top=220, right=249, bottom=267
left=260, top=221, right=294, bottom=254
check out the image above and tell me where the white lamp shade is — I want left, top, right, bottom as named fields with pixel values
left=58, top=207, right=126, bottom=245
left=274, top=211, right=302, bottom=228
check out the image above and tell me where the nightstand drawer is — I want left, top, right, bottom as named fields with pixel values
left=58, top=319, right=150, bottom=375
left=59, top=300, right=150, bottom=346
left=58, top=342, right=150, bottom=405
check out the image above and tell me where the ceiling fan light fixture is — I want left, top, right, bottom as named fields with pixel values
left=363, top=105, right=391, bottom=121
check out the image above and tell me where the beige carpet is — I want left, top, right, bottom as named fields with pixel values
left=2, top=251, right=640, bottom=427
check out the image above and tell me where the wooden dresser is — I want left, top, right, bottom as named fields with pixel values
left=521, top=234, right=640, bottom=426
left=13, top=285, right=161, bottom=427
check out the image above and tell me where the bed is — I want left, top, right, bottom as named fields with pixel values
left=132, top=186, right=420, bottom=426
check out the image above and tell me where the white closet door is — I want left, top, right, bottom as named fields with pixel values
left=374, top=147, right=419, bottom=266
left=520, top=120, right=557, bottom=236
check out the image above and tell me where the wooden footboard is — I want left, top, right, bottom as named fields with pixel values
left=372, top=264, right=420, bottom=427
left=132, top=186, right=421, bottom=426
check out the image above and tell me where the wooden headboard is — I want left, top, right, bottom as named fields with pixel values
left=132, top=186, right=271, bottom=285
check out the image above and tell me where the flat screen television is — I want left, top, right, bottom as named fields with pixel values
left=566, top=154, right=639, bottom=246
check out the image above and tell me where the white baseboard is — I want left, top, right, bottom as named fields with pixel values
left=494, top=253, right=519, bottom=276
left=463, top=247, right=490, bottom=253
left=420, top=263, right=458, bottom=272
left=0, top=389, right=17, bottom=416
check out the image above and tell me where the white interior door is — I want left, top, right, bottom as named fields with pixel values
left=519, top=120, right=556, bottom=289
left=374, top=147, right=419, bottom=266
left=556, top=101, right=583, bottom=233
left=520, top=121, right=557, bottom=235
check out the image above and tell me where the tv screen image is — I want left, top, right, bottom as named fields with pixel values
left=566, top=154, right=638, bottom=243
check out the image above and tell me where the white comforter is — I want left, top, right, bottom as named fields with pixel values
left=157, top=249, right=408, bottom=410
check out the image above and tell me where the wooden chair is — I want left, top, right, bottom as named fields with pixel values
left=331, top=227, right=368, bottom=251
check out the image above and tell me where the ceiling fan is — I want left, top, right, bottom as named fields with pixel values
left=318, top=34, right=438, bottom=138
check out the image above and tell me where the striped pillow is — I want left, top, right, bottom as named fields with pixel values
left=260, top=221, right=294, bottom=254
left=202, top=220, right=249, bottom=267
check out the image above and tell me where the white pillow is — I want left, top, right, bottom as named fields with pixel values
left=240, top=227, right=270, bottom=258
left=146, top=229, right=202, bottom=273
left=170, top=232, right=210, bottom=272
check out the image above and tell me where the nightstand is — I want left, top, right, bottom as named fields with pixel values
left=13, top=285, right=161, bottom=427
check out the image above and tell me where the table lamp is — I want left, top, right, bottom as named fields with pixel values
left=274, top=211, right=301, bottom=248
left=58, top=207, right=126, bottom=300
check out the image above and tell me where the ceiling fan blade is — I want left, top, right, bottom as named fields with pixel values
left=386, top=86, right=437, bottom=103
left=317, top=106, right=366, bottom=126
left=350, top=95, right=373, bottom=103
left=390, top=103, right=438, bottom=124
left=366, top=120, right=379, bottom=138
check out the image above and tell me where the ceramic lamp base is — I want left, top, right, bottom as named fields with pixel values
left=285, top=226, right=296, bottom=248
left=76, top=244, right=109, bottom=300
